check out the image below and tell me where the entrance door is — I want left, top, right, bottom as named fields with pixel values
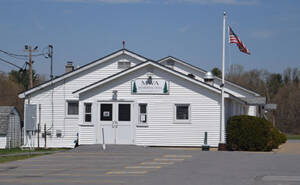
left=99, top=102, right=133, bottom=144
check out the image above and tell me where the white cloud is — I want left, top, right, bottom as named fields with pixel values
left=251, top=30, right=273, bottom=39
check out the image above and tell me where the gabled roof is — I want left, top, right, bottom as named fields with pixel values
left=18, top=49, right=149, bottom=98
left=73, top=60, right=223, bottom=95
left=0, top=106, right=19, bottom=135
left=158, top=56, right=260, bottom=96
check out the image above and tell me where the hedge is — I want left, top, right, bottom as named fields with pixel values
left=226, top=115, right=286, bottom=151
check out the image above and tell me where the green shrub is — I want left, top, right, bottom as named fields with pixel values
left=226, top=115, right=286, bottom=151
left=271, top=127, right=286, bottom=149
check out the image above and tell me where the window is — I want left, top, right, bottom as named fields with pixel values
left=166, top=60, right=175, bottom=69
left=118, top=61, right=131, bottom=69
left=139, top=104, right=147, bottom=124
left=84, top=103, right=92, bottom=122
left=118, top=104, right=131, bottom=121
left=174, top=104, right=190, bottom=123
left=100, top=104, right=112, bottom=121
left=67, top=101, right=78, bottom=116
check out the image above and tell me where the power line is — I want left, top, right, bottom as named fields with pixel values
left=0, top=57, right=23, bottom=70
left=0, top=49, right=46, bottom=60
left=0, top=49, right=28, bottom=57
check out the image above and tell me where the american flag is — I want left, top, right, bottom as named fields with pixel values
left=229, top=26, right=250, bottom=55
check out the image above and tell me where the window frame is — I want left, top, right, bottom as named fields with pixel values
left=66, top=100, right=79, bottom=118
left=84, top=103, right=92, bottom=123
left=118, top=103, right=131, bottom=122
left=173, top=104, right=191, bottom=124
left=99, top=103, right=113, bottom=121
left=118, top=61, right=131, bottom=69
left=138, top=103, right=148, bottom=126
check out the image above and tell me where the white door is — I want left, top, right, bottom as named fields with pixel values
left=99, top=102, right=133, bottom=144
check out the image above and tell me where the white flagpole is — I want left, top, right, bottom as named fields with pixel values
left=220, top=12, right=226, bottom=144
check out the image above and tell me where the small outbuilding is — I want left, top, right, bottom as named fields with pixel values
left=0, top=106, right=22, bottom=149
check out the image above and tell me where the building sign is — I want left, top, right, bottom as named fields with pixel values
left=132, top=77, right=169, bottom=94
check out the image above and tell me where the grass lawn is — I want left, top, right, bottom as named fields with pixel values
left=0, top=154, right=44, bottom=163
left=0, top=148, right=70, bottom=155
left=286, top=134, right=300, bottom=140
left=0, top=148, right=70, bottom=163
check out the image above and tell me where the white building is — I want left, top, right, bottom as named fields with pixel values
left=18, top=49, right=265, bottom=148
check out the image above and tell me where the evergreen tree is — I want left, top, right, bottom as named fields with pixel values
left=132, top=81, right=137, bottom=93
left=163, top=81, right=168, bottom=93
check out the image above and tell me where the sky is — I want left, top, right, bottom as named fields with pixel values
left=0, top=0, right=299, bottom=78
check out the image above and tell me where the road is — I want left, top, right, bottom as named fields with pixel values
left=0, top=144, right=299, bottom=185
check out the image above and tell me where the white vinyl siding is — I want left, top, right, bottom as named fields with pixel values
left=24, top=54, right=143, bottom=148
left=79, top=125, right=95, bottom=145
left=0, top=137, right=7, bottom=149
left=80, top=67, right=221, bottom=147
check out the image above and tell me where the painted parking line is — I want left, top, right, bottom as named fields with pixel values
left=262, top=176, right=300, bottom=182
left=164, top=154, right=192, bottom=158
left=126, top=166, right=161, bottom=169
left=141, top=161, right=174, bottom=165
left=56, top=152, right=120, bottom=155
left=106, top=171, right=147, bottom=175
left=154, top=158, right=184, bottom=161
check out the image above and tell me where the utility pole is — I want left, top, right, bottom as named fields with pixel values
left=24, top=45, right=38, bottom=89
left=48, top=45, right=53, bottom=80
left=48, top=45, right=54, bottom=131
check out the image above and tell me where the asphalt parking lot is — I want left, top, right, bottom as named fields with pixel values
left=0, top=144, right=300, bottom=185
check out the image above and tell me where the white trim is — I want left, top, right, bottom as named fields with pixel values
left=83, top=102, right=92, bottom=124
left=99, top=102, right=113, bottom=122
left=18, top=50, right=147, bottom=99
left=74, top=61, right=222, bottom=95
left=173, top=104, right=191, bottom=124
left=137, top=103, right=148, bottom=126
left=158, top=56, right=260, bottom=96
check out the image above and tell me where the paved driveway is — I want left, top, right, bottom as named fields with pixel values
left=0, top=145, right=300, bottom=185
left=275, top=140, right=300, bottom=154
